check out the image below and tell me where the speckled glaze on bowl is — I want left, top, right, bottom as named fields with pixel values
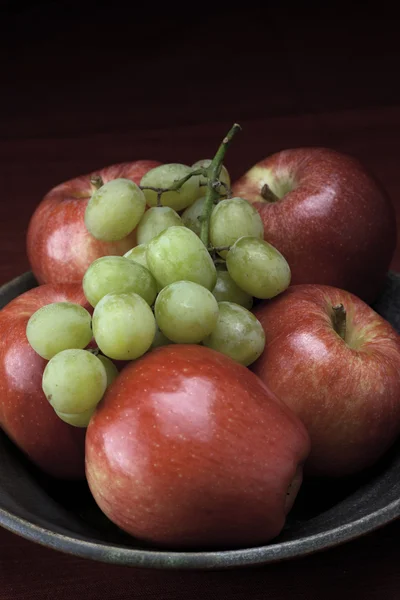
left=1, top=271, right=400, bottom=570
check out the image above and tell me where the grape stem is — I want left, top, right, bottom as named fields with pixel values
left=90, top=175, right=104, bottom=190
left=208, top=244, right=232, bottom=264
left=199, top=123, right=242, bottom=247
left=199, top=180, right=232, bottom=198
left=140, top=168, right=205, bottom=207
left=87, top=347, right=100, bottom=356
left=209, top=245, right=231, bottom=253
left=138, top=123, right=241, bottom=239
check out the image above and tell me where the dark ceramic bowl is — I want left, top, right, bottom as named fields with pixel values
left=1, top=271, right=400, bottom=570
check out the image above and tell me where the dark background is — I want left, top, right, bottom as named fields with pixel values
left=2, top=2, right=400, bottom=142
left=2, top=2, right=400, bottom=598
left=2, top=1, right=400, bottom=283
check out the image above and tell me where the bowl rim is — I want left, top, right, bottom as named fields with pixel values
left=1, top=498, right=400, bottom=569
left=1, top=271, right=400, bottom=569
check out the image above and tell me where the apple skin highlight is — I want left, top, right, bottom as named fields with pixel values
left=85, top=344, right=310, bottom=549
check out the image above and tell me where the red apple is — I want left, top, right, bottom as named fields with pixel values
left=27, top=160, right=161, bottom=285
left=85, top=344, right=310, bottom=549
left=232, top=148, right=396, bottom=304
left=0, top=283, right=91, bottom=479
left=251, top=283, right=400, bottom=478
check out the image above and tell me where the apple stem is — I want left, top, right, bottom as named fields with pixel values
left=199, top=123, right=242, bottom=247
left=332, top=304, right=346, bottom=341
left=90, top=175, right=104, bottom=190
left=261, top=183, right=280, bottom=203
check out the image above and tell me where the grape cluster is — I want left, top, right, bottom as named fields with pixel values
left=26, top=158, right=291, bottom=428
left=26, top=303, right=118, bottom=427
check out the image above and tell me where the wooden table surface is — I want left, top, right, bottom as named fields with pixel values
left=1, top=2, right=400, bottom=598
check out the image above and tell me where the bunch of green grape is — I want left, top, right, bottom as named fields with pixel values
left=26, top=303, right=118, bottom=427
left=26, top=160, right=291, bottom=428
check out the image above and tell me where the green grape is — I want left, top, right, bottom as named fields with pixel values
left=146, top=226, right=217, bottom=291
left=192, top=159, right=231, bottom=199
left=155, top=281, right=219, bottom=344
left=226, top=236, right=291, bottom=299
left=140, top=164, right=198, bottom=211
left=137, top=206, right=183, bottom=245
left=53, top=353, right=118, bottom=427
left=92, top=292, right=156, bottom=360
left=210, top=197, right=264, bottom=258
left=212, top=270, right=253, bottom=309
left=55, top=407, right=96, bottom=428
left=85, top=178, right=146, bottom=241
left=42, top=349, right=107, bottom=414
left=151, top=324, right=172, bottom=348
left=83, top=255, right=157, bottom=307
left=26, top=302, right=92, bottom=360
left=124, top=244, right=149, bottom=269
left=181, top=196, right=206, bottom=237
left=97, top=354, right=119, bottom=386
left=203, top=302, right=265, bottom=366
left=124, top=245, right=165, bottom=293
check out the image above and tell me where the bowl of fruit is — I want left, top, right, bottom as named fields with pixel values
left=1, top=124, right=400, bottom=570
